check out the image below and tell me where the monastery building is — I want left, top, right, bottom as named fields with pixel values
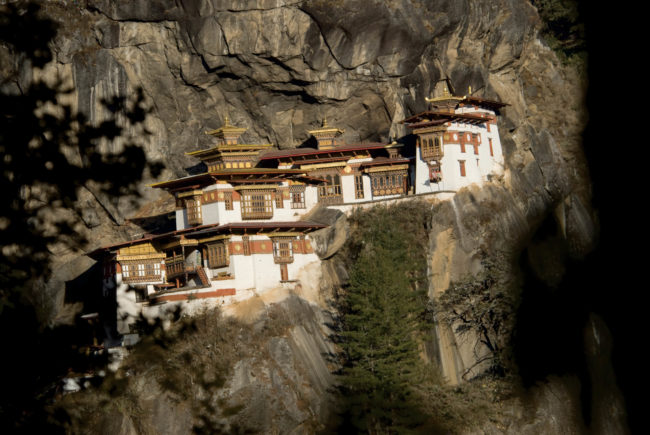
left=88, top=80, right=507, bottom=344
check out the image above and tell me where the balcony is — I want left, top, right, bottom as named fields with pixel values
left=165, top=255, right=196, bottom=279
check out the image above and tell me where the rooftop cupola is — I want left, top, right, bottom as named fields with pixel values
left=425, top=78, right=464, bottom=113
left=205, top=116, right=247, bottom=145
left=186, top=115, right=272, bottom=171
left=307, top=118, right=345, bottom=150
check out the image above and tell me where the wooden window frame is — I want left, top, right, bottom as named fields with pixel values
left=421, top=135, right=443, bottom=160
left=489, top=138, right=494, bottom=157
left=242, top=236, right=251, bottom=256
left=120, top=260, right=162, bottom=284
left=272, top=237, right=294, bottom=264
left=280, top=263, right=288, bottom=281
left=354, top=174, right=364, bottom=199
left=185, top=197, right=203, bottom=226
left=370, top=170, right=407, bottom=196
left=291, top=191, right=305, bottom=209
left=240, top=190, right=273, bottom=219
left=317, top=173, right=342, bottom=204
left=224, top=191, right=233, bottom=210
left=275, top=191, right=284, bottom=209
left=207, top=242, right=229, bottom=269
left=459, top=160, right=466, bottom=177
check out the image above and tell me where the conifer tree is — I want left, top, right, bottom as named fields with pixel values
left=337, top=203, right=431, bottom=433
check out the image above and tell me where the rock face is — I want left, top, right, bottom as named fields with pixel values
left=44, top=0, right=587, bottom=319
left=23, top=0, right=629, bottom=433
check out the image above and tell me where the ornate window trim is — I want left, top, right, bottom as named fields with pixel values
left=240, top=190, right=273, bottom=219
left=370, top=170, right=407, bottom=196
left=272, top=237, right=294, bottom=264
left=289, top=185, right=306, bottom=209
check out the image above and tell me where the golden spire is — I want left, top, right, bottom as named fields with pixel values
left=224, top=115, right=230, bottom=127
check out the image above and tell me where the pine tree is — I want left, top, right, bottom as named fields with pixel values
left=337, top=203, right=431, bottom=433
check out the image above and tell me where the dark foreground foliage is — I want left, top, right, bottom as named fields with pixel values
left=0, top=2, right=161, bottom=431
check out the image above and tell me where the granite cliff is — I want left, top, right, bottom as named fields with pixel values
left=2, top=0, right=632, bottom=433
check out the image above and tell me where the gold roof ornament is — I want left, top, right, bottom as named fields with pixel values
left=205, top=114, right=247, bottom=138
left=425, top=78, right=464, bottom=111
left=307, top=118, right=345, bottom=137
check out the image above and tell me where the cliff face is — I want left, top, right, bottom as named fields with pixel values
left=41, top=0, right=589, bottom=319
left=18, top=0, right=628, bottom=432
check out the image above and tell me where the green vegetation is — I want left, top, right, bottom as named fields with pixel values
left=335, top=202, right=432, bottom=433
left=333, top=203, right=518, bottom=433
left=531, top=0, right=586, bottom=67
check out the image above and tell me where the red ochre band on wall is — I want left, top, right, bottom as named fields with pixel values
left=152, top=288, right=236, bottom=302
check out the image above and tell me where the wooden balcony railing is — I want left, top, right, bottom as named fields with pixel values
left=165, top=256, right=197, bottom=279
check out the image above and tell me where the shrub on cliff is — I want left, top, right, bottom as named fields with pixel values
left=434, top=252, right=517, bottom=379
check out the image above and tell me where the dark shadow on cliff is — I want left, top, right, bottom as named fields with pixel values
left=511, top=213, right=592, bottom=425
left=511, top=1, right=638, bottom=432
left=127, top=211, right=177, bottom=234
left=0, top=2, right=162, bottom=432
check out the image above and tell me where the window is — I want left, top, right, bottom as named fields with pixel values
left=489, top=138, right=494, bottom=157
left=185, top=198, right=202, bottom=226
left=291, top=191, right=305, bottom=208
left=240, top=190, right=273, bottom=219
left=354, top=174, right=364, bottom=199
left=317, top=174, right=342, bottom=204
left=429, top=165, right=442, bottom=182
left=370, top=171, right=407, bottom=196
left=280, top=263, right=288, bottom=281
left=122, top=264, right=130, bottom=278
left=421, top=135, right=443, bottom=160
left=224, top=191, right=233, bottom=210
left=275, top=191, right=284, bottom=208
left=289, top=185, right=306, bottom=209
left=272, top=237, right=294, bottom=264
left=242, top=236, right=251, bottom=256
left=459, top=160, right=466, bottom=177
left=207, top=242, right=229, bottom=268
left=120, top=261, right=162, bottom=284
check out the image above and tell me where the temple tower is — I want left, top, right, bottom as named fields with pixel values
left=307, top=118, right=345, bottom=150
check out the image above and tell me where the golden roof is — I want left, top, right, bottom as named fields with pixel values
left=205, top=116, right=247, bottom=137
left=425, top=79, right=464, bottom=104
left=307, top=118, right=345, bottom=137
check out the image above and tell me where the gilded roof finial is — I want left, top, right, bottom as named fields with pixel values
left=322, top=118, right=328, bottom=128
left=224, top=115, right=230, bottom=127
left=468, top=85, right=472, bottom=95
